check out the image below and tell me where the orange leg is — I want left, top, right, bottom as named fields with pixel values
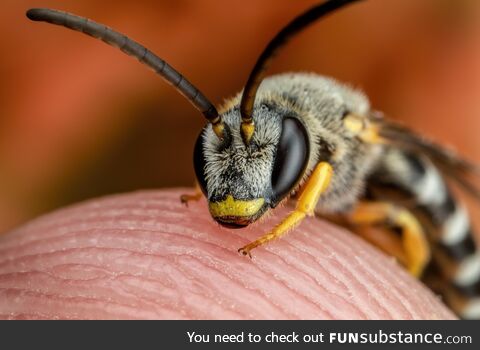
left=347, top=201, right=430, bottom=277
left=180, top=182, right=203, bottom=206
left=238, top=162, right=333, bottom=257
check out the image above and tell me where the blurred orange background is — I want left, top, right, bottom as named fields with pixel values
left=1, top=0, right=480, bottom=233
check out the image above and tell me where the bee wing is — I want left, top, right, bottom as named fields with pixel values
left=373, top=114, right=480, bottom=201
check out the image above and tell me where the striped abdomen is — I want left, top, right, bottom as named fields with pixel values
left=368, top=147, right=480, bottom=319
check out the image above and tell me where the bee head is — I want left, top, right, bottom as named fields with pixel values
left=194, top=100, right=310, bottom=228
left=27, top=1, right=360, bottom=229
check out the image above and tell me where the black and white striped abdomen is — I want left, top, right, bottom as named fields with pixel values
left=368, top=147, right=480, bottom=319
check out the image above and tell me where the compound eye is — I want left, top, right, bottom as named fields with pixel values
left=193, top=131, right=208, bottom=196
left=271, top=117, right=310, bottom=205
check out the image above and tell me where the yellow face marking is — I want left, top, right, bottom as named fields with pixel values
left=238, top=162, right=333, bottom=257
left=209, top=195, right=265, bottom=218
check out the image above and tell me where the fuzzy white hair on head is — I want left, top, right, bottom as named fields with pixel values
left=202, top=101, right=283, bottom=201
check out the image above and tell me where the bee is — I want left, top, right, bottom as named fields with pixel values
left=26, top=0, right=480, bottom=319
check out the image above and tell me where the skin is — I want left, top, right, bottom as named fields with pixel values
left=0, top=0, right=476, bottom=320
left=0, top=189, right=455, bottom=319
left=1, top=0, right=480, bottom=234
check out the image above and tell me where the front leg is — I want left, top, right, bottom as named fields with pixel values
left=238, top=162, right=333, bottom=257
left=180, top=181, right=203, bottom=206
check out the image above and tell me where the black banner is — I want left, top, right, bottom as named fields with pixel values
left=0, top=320, right=477, bottom=349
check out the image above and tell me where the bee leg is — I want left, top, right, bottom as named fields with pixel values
left=180, top=182, right=202, bottom=207
left=238, top=162, right=333, bottom=257
left=350, top=225, right=408, bottom=267
left=347, top=201, right=430, bottom=277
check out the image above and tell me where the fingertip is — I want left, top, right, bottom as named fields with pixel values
left=0, top=189, right=456, bottom=320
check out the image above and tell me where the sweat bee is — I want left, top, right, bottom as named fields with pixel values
left=27, top=0, right=480, bottom=319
